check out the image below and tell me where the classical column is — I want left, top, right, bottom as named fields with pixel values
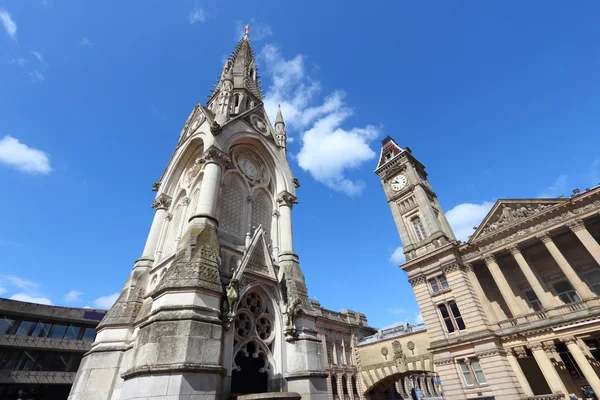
left=154, top=212, right=172, bottom=262
left=508, top=245, right=556, bottom=309
left=564, top=337, right=600, bottom=397
left=174, top=197, right=190, bottom=248
left=537, top=232, right=596, bottom=299
left=530, top=342, right=569, bottom=397
left=271, top=210, right=280, bottom=259
left=465, top=263, right=498, bottom=323
left=568, top=219, right=600, bottom=266
left=484, top=254, right=528, bottom=317
left=276, top=191, right=297, bottom=255
left=508, top=347, right=533, bottom=396
left=191, top=147, right=231, bottom=225
left=141, top=194, right=171, bottom=259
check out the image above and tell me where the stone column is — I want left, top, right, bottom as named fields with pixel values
left=142, top=194, right=171, bottom=259
left=154, top=213, right=172, bottom=262
left=564, top=336, right=600, bottom=397
left=174, top=197, right=190, bottom=249
left=530, top=342, right=569, bottom=397
left=568, top=219, right=600, bottom=266
left=277, top=191, right=297, bottom=255
left=190, top=147, right=231, bottom=226
left=484, top=254, right=528, bottom=317
left=508, top=347, right=533, bottom=397
left=272, top=210, right=280, bottom=259
left=465, top=263, right=498, bottom=323
left=537, top=232, right=596, bottom=299
left=508, top=245, right=556, bottom=309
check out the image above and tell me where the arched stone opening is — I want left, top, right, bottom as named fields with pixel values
left=364, top=370, right=440, bottom=400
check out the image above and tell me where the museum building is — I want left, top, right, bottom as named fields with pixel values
left=377, top=135, right=600, bottom=399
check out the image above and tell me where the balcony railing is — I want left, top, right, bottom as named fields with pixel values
left=495, top=298, right=600, bottom=331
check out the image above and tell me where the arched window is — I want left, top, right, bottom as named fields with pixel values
left=331, top=376, right=338, bottom=397
left=351, top=376, right=359, bottom=395
left=342, top=376, right=349, bottom=396
left=246, top=97, right=251, bottom=111
left=251, top=189, right=273, bottom=245
left=345, top=346, right=353, bottom=366
left=326, top=343, right=334, bottom=364
left=218, top=174, right=246, bottom=238
left=163, top=198, right=184, bottom=257
left=411, top=216, right=427, bottom=241
left=234, top=93, right=240, bottom=108
left=249, top=68, right=255, bottom=80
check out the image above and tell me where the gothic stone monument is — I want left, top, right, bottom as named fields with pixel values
left=69, top=28, right=328, bottom=400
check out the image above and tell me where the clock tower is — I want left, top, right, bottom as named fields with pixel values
left=375, top=136, right=456, bottom=262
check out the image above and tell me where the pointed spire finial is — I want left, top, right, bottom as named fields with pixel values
left=244, top=24, right=250, bottom=39
left=275, top=104, right=285, bottom=126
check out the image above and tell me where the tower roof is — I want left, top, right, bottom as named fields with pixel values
left=275, top=104, right=285, bottom=125
left=375, top=136, right=404, bottom=171
left=208, top=26, right=263, bottom=104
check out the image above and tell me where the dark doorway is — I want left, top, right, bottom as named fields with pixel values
left=231, top=342, right=268, bottom=395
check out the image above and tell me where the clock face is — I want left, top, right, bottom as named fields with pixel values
left=390, top=174, right=407, bottom=191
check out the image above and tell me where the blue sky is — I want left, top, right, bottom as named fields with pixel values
left=1, top=1, right=600, bottom=329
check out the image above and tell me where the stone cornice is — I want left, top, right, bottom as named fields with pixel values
left=461, top=198, right=600, bottom=261
left=441, top=262, right=464, bottom=274
left=433, top=358, right=454, bottom=366
left=408, top=275, right=426, bottom=287
left=475, top=348, right=506, bottom=359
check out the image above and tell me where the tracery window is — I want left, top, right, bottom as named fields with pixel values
left=412, top=216, right=427, bottom=241
left=163, top=199, right=183, bottom=258
left=231, top=289, right=275, bottom=395
left=187, top=187, right=200, bottom=222
left=218, top=174, right=246, bottom=238
left=252, top=189, right=273, bottom=244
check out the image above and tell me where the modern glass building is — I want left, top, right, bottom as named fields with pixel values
left=0, top=298, right=106, bottom=399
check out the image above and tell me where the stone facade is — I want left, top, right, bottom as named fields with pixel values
left=68, top=30, right=375, bottom=400
left=376, top=136, right=600, bottom=400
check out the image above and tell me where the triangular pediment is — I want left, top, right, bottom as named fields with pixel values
left=468, top=198, right=568, bottom=243
left=177, top=104, right=213, bottom=147
left=220, top=105, right=277, bottom=146
left=232, top=225, right=277, bottom=282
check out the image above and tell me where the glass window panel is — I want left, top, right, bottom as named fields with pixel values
left=15, top=320, right=35, bottom=336
left=439, top=275, right=449, bottom=289
left=49, top=324, right=68, bottom=339
left=559, top=352, right=583, bottom=379
left=16, top=351, right=38, bottom=371
left=429, top=279, right=440, bottom=293
left=63, top=325, right=81, bottom=340
left=470, top=359, right=487, bottom=384
left=0, top=316, right=15, bottom=334
left=50, top=353, right=70, bottom=372
left=438, top=304, right=450, bottom=319
left=458, top=360, right=474, bottom=386
left=449, top=301, right=462, bottom=318
left=31, top=322, right=52, bottom=338
left=68, top=354, right=83, bottom=372
left=455, top=316, right=466, bottom=331
left=0, top=350, right=19, bottom=370
left=82, top=327, right=97, bottom=342
left=554, top=281, right=572, bottom=293
left=33, top=352, right=56, bottom=371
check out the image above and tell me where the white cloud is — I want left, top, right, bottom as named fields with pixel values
left=2, top=275, right=39, bottom=291
left=235, top=19, right=272, bottom=41
left=79, top=37, right=93, bottom=46
left=82, top=305, right=91, bottom=309
left=387, top=307, right=407, bottom=315
left=539, top=175, right=568, bottom=198
left=29, top=71, right=45, bottom=82
left=188, top=8, right=205, bottom=24
left=11, top=58, right=26, bottom=66
left=415, top=312, right=424, bottom=324
left=93, top=293, right=119, bottom=309
left=260, top=45, right=380, bottom=196
left=10, top=293, right=52, bottom=305
left=64, top=290, right=83, bottom=303
left=0, top=286, right=5, bottom=295
left=0, top=10, right=17, bottom=38
left=31, top=50, right=44, bottom=64
left=0, top=136, right=52, bottom=174
left=390, top=246, right=406, bottom=264
left=446, top=201, right=494, bottom=242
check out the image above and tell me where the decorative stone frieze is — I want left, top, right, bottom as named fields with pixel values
left=408, top=275, right=425, bottom=287
left=277, top=191, right=298, bottom=207
left=200, top=146, right=231, bottom=169
left=441, top=263, right=463, bottom=274
left=480, top=203, right=554, bottom=238
left=433, top=358, right=454, bottom=366
left=475, top=349, right=506, bottom=359
left=151, top=194, right=172, bottom=210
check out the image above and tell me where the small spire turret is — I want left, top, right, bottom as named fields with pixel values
left=274, top=104, right=287, bottom=150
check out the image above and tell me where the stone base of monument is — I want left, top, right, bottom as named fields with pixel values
left=236, top=392, right=302, bottom=400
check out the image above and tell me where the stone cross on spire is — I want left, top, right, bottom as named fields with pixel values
left=244, top=24, right=250, bottom=39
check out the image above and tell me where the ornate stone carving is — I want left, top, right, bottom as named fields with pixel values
left=186, top=158, right=204, bottom=186
left=182, top=197, right=191, bottom=206
left=406, top=341, right=415, bottom=352
left=251, top=115, right=269, bottom=136
left=210, top=121, right=222, bottom=136
left=441, top=263, right=462, bottom=274
left=221, top=278, right=239, bottom=330
left=483, top=254, right=497, bottom=265
left=165, top=212, right=173, bottom=221
left=408, top=275, right=425, bottom=287
left=293, top=178, right=300, bottom=188
left=200, top=146, right=232, bottom=169
left=513, top=346, right=528, bottom=358
left=277, top=191, right=298, bottom=207
left=464, top=200, right=600, bottom=258
left=463, top=263, right=474, bottom=273
left=272, top=210, right=280, bottom=218
left=507, top=245, right=521, bottom=256
left=381, top=347, right=388, bottom=358
left=536, top=232, right=553, bottom=244
left=151, top=194, right=172, bottom=210
left=284, top=297, right=301, bottom=341
left=152, top=181, right=161, bottom=192
left=480, top=203, right=553, bottom=237
left=392, top=340, right=403, bottom=360
left=567, top=219, right=586, bottom=232
left=562, top=336, right=579, bottom=346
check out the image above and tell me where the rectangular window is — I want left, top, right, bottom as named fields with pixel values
left=49, top=324, right=68, bottom=339
left=31, top=322, right=52, bottom=338
left=553, top=281, right=581, bottom=304
left=458, top=358, right=487, bottom=386
left=411, top=217, right=428, bottom=241
left=15, top=351, right=38, bottom=371
left=82, top=327, right=97, bottom=342
left=438, top=300, right=466, bottom=333
left=525, top=290, right=542, bottom=312
left=63, top=325, right=81, bottom=340
left=15, top=320, right=36, bottom=336
left=585, top=271, right=600, bottom=295
left=429, top=275, right=449, bottom=293
left=0, top=316, right=15, bottom=334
